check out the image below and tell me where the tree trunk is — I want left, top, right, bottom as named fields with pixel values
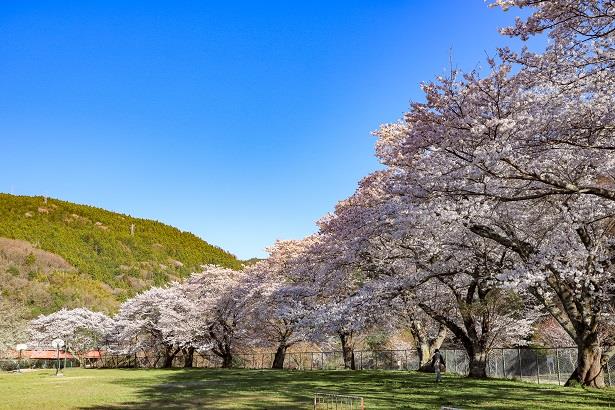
left=163, top=346, right=181, bottom=368
left=468, top=350, right=488, bottom=378
left=417, top=342, right=433, bottom=372
left=418, top=301, right=488, bottom=378
left=272, top=343, right=287, bottom=369
left=340, top=332, right=356, bottom=370
left=566, top=343, right=605, bottom=388
left=409, top=321, right=447, bottom=371
left=221, top=351, right=233, bottom=368
left=183, top=347, right=195, bottom=368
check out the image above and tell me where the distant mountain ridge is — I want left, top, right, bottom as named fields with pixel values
left=0, top=194, right=242, bottom=316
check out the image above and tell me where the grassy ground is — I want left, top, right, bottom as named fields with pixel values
left=0, top=368, right=614, bottom=409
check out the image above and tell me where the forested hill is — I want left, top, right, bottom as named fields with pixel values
left=0, top=194, right=241, bottom=316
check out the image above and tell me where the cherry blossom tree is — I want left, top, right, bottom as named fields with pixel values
left=184, top=265, right=255, bottom=368
left=316, top=167, right=535, bottom=377
left=271, top=232, right=387, bottom=370
left=113, top=286, right=195, bottom=368
left=29, top=307, right=114, bottom=365
left=370, top=1, right=614, bottom=383
left=313, top=172, right=446, bottom=370
left=532, top=316, right=575, bottom=348
left=157, top=284, right=205, bottom=367
left=244, top=241, right=314, bottom=369
left=468, top=195, right=615, bottom=386
left=493, top=0, right=614, bottom=77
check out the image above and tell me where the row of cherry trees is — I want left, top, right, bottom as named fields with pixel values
left=27, top=0, right=614, bottom=388
left=29, top=266, right=260, bottom=369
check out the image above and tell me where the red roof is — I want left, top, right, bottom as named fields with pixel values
left=8, top=350, right=103, bottom=359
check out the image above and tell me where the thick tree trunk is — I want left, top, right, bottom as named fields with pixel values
left=183, top=347, right=195, bottom=368
left=414, top=323, right=447, bottom=371
left=211, top=336, right=234, bottom=368
left=272, top=343, right=287, bottom=369
left=470, top=224, right=610, bottom=388
left=340, top=332, right=356, bottom=370
left=417, top=342, right=432, bottom=371
left=418, top=300, right=489, bottom=378
left=221, top=352, right=233, bottom=368
left=163, top=346, right=181, bottom=368
left=467, top=350, right=488, bottom=378
left=566, top=344, right=605, bottom=388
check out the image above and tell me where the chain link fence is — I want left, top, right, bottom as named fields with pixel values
left=3, top=347, right=613, bottom=387
left=0, top=358, right=79, bottom=371
left=484, top=347, right=614, bottom=386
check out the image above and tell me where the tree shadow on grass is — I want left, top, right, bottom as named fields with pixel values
left=80, top=368, right=314, bottom=409
left=79, top=369, right=615, bottom=410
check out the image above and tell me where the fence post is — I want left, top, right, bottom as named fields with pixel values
left=405, top=350, right=408, bottom=370
left=555, top=348, right=561, bottom=386
left=535, top=351, right=540, bottom=384
left=360, top=351, right=363, bottom=370
left=501, top=349, right=506, bottom=379
left=518, top=348, right=523, bottom=380
left=321, top=352, right=324, bottom=370
left=453, top=350, right=457, bottom=374
left=606, top=356, right=612, bottom=387
left=375, top=351, right=378, bottom=370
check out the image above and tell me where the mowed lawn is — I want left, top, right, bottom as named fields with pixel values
left=0, top=368, right=614, bottom=409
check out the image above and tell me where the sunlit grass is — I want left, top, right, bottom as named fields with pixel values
left=0, top=368, right=613, bottom=409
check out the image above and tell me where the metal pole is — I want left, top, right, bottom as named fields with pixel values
left=518, top=348, right=523, bottom=380
left=535, top=352, right=540, bottom=384
left=360, top=351, right=363, bottom=370
left=555, top=348, right=561, bottom=386
left=404, top=350, right=408, bottom=370
left=55, top=347, right=60, bottom=376
left=453, top=350, right=457, bottom=374
left=606, top=356, right=612, bottom=387
left=311, top=352, right=314, bottom=371
left=500, top=348, right=506, bottom=378
left=321, top=352, right=324, bottom=370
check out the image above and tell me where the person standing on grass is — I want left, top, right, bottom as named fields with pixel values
left=431, top=349, right=445, bottom=382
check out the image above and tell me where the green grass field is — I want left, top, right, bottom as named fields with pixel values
left=0, top=368, right=614, bottom=409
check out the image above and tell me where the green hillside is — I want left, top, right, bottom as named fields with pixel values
left=0, top=194, right=241, bottom=316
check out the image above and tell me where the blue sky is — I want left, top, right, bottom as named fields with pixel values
left=0, top=1, right=538, bottom=259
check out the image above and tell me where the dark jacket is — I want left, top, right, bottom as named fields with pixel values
left=431, top=352, right=445, bottom=368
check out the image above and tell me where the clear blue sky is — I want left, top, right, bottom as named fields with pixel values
left=0, top=1, right=537, bottom=259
